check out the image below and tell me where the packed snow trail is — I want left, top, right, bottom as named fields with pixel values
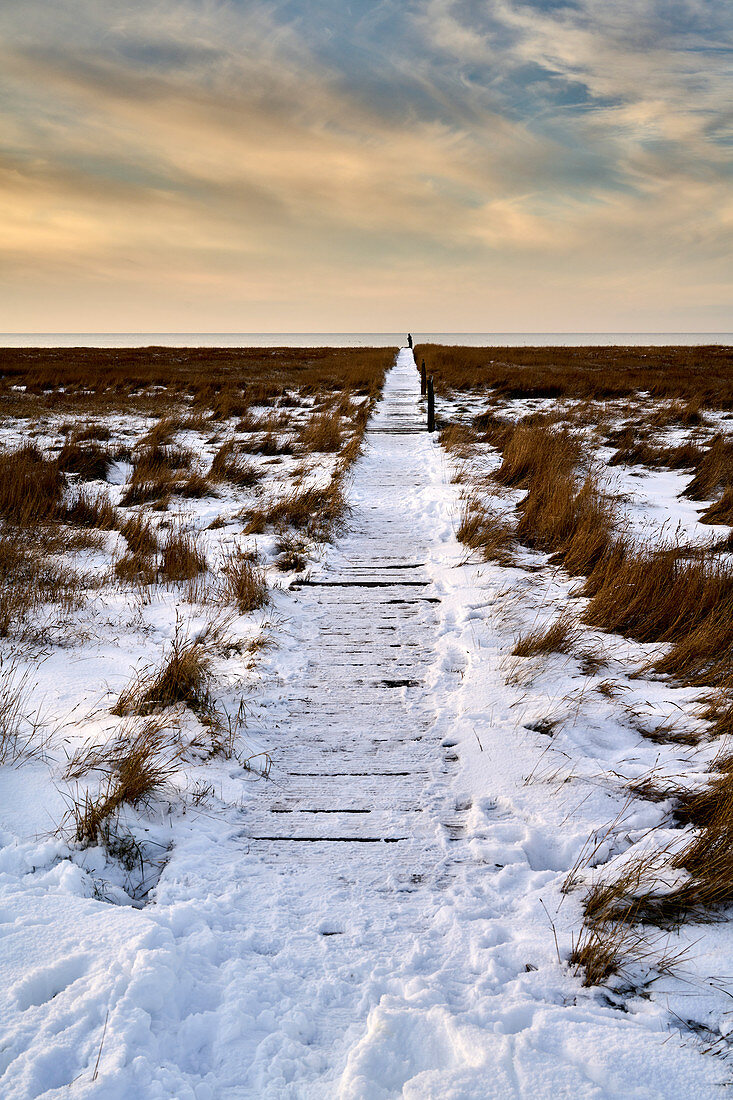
left=1, top=350, right=726, bottom=1098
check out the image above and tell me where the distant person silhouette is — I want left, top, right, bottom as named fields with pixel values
left=407, top=333, right=413, bottom=348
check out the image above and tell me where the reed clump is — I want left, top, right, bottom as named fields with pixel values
left=609, top=441, right=703, bottom=470
left=494, top=425, right=580, bottom=489
left=209, top=441, right=261, bottom=488
left=60, top=488, right=118, bottom=530
left=245, top=482, right=349, bottom=542
left=298, top=412, right=342, bottom=453
left=159, top=530, right=207, bottom=582
left=70, top=721, right=176, bottom=844
left=512, top=615, right=580, bottom=658
left=582, top=545, right=733, bottom=645
left=686, top=436, right=733, bottom=500
left=114, top=633, right=213, bottom=718
left=221, top=549, right=268, bottom=613
left=57, top=439, right=113, bottom=481
left=0, top=446, right=64, bottom=524
left=456, top=498, right=515, bottom=566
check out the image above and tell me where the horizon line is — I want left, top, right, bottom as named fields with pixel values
left=2, top=331, right=732, bottom=337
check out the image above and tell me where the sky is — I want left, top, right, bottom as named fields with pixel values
left=0, top=0, right=731, bottom=333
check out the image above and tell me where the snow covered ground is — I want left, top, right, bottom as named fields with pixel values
left=1, top=350, right=731, bottom=1097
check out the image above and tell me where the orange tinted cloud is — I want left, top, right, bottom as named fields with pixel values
left=0, top=0, right=730, bottom=332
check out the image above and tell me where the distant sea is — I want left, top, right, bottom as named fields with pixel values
left=0, top=332, right=730, bottom=348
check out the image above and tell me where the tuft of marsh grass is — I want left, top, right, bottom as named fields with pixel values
left=512, top=615, right=580, bottom=658
left=114, top=549, right=157, bottom=586
left=609, top=440, right=703, bottom=471
left=686, top=435, right=733, bottom=500
left=298, top=412, right=342, bottom=453
left=244, top=481, right=349, bottom=542
left=120, top=513, right=158, bottom=556
left=494, top=425, right=580, bottom=489
left=68, top=720, right=176, bottom=845
left=439, top=423, right=478, bottom=457
left=0, top=528, right=84, bottom=637
left=114, top=630, right=213, bottom=718
left=159, top=529, right=207, bottom=582
left=239, top=432, right=294, bottom=456
left=61, top=487, right=118, bottom=530
left=209, top=441, right=262, bottom=487
left=700, top=487, right=733, bottom=525
left=0, top=655, right=44, bottom=764
left=57, top=439, right=113, bottom=481
left=0, top=445, right=64, bottom=524
left=582, top=543, right=733, bottom=645
left=221, top=548, right=268, bottom=613
left=456, top=497, right=515, bottom=566
left=274, top=534, right=308, bottom=572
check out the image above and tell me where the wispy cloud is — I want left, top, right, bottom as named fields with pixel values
left=0, top=0, right=730, bottom=331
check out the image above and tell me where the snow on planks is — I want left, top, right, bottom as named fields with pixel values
left=240, top=353, right=464, bottom=859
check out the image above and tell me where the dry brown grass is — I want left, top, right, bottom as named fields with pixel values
left=576, top=793, right=733, bottom=927
left=582, top=543, right=733, bottom=645
left=471, top=409, right=514, bottom=448
left=494, top=424, right=580, bottom=489
left=209, top=441, right=261, bottom=487
left=298, top=412, right=342, bottom=453
left=120, top=513, right=158, bottom=556
left=69, top=720, right=176, bottom=844
left=130, top=444, right=192, bottom=482
left=512, top=615, right=580, bottom=657
left=159, top=529, right=207, bottom=582
left=609, top=441, right=703, bottom=470
left=120, top=465, right=176, bottom=507
left=0, top=528, right=84, bottom=637
left=649, top=397, right=706, bottom=428
left=649, top=595, right=733, bottom=684
left=424, top=345, right=733, bottom=979
left=440, top=423, right=478, bottom=456
left=114, top=632, right=213, bottom=718
left=239, top=432, right=294, bottom=456
left=114, top=550, right=157, bottom=586
left=66, top=423, right=112, bottom=442
left=141, top=416, right=183, bottom=447
left=514, top=465, right=583, bottom=552
left=0, top=445, right=64, bottom=524
left=700, top=487, right=733, bottom=525
left=221, top=548, right=268, bottom=613
left=686, top=435, right=733, bottom=500
left=451, top=420, right=616, bottom=575
left=0, top=656, right=44, bottom=764
left=57, top=438, right=113, bottom=481
left=339, top=434, right=362, bottom=466
left=176, top=471, right=211, bottom=499
left=0, top=346, right=393, bottom=418
left=118, top=445, right=210, bottom=505
left=274, top=534, right=308, bottom=572
left=570, top=920, right=640, bottom=987
left=491, top=423, right=617, bottom=574
left=61, top=487, right=118, bottom=530
left=456, top=497, right=515, bottom=566
left=552, top=479, right=617, bottom=577
left=244, top=481, right=349, bottom=542
left=416, top=344, right=733, bottom=405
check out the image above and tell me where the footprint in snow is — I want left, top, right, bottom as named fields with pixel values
left=13, top=954, right=89, bottom=1011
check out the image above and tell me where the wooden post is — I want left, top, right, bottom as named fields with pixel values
left=420, top=361, right=427, bottom=396
left=427, top=377, right=435, bottom=432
